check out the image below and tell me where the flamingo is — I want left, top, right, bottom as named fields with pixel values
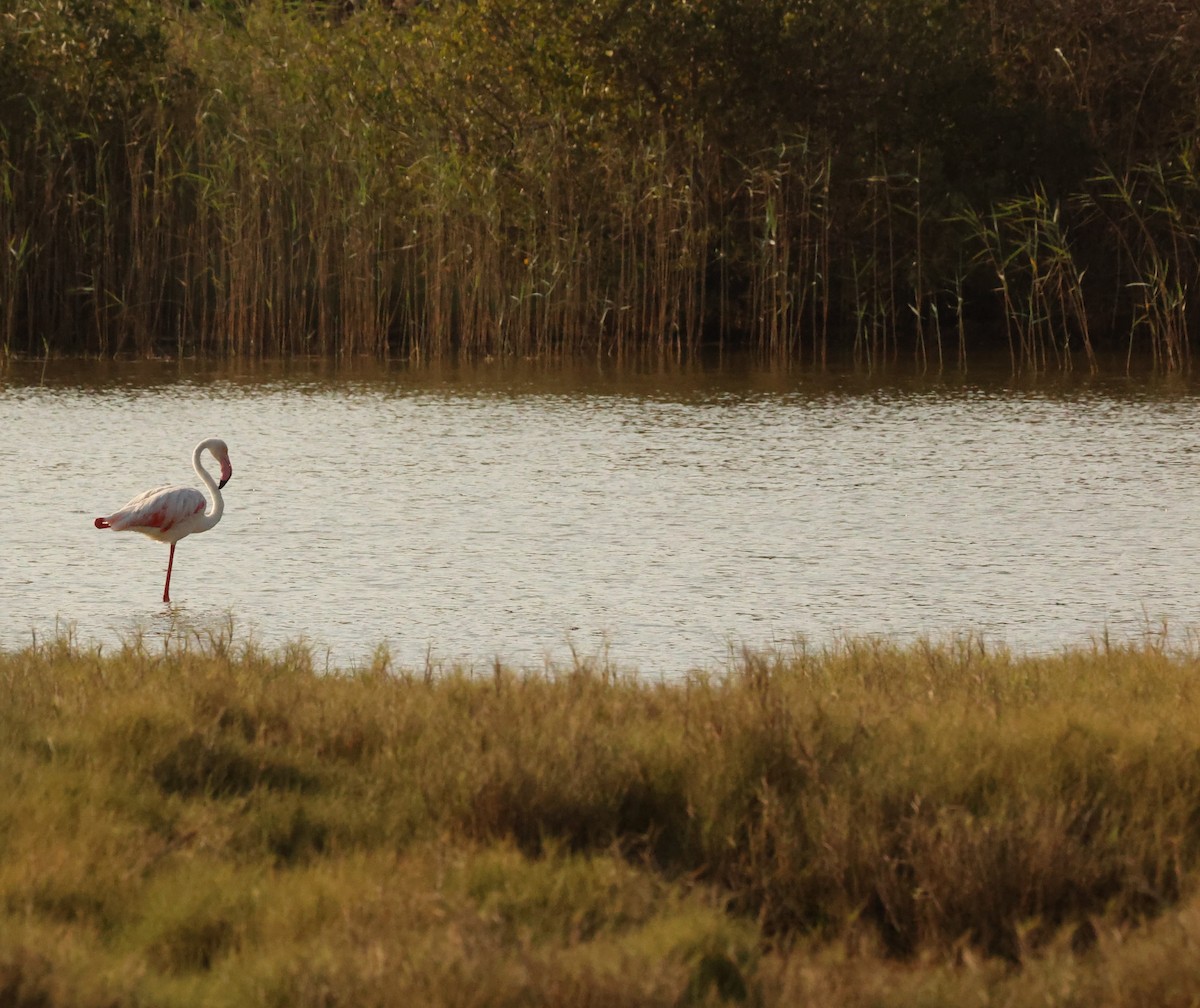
left=94, top=438, right=233, bottom=603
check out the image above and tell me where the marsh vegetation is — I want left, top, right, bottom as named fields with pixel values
left=6, top=627, right=1200, bottom=1005
left=3, top=0, right=1200, bottom=368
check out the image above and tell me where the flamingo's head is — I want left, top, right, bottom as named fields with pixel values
left=207, top=439, right=233, bottom=489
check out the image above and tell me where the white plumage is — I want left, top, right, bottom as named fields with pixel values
left=94, top=438, right=233, bottom=603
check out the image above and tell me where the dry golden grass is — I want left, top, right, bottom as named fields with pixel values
left=5, top=626, right=1200, bottom=1005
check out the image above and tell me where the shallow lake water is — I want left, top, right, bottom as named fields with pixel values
left=4, top=357, right=1200, bottom=676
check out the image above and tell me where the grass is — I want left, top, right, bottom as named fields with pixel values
left=6, top=624, right=1200, bottom=1004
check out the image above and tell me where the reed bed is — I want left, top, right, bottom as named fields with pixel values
left=6, top=625, right=1200, bottom=1004
left=2, top=0, right=1200, bottom=369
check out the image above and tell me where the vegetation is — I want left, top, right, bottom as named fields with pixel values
left=1, top=0, right=1199, bottom=368
left=6, top=626, right=1200, bottom=1004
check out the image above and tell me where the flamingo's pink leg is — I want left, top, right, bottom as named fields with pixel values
left=163, top=542, right=176, bottom=604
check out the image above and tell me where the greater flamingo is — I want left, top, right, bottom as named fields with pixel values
left=94, top=438, right=233, bottom=603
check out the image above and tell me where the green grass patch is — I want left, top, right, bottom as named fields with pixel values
left=5, top=628, right=1200, bottom=1004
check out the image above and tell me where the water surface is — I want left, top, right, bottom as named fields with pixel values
left=4, top=359, right=1199, bottom=675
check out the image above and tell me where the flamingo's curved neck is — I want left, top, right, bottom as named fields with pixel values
left=194, top=442, right=225, bottom=530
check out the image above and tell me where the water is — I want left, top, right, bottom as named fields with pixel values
left=4, top=359, right=1200, bottom=675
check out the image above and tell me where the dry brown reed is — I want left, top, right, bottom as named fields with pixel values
left=3, top=0, right=1200, bottom=370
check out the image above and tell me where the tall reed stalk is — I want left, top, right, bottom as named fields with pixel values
left=3, top=0, right=1199, bottom=368
left=960, top=190, right=1096, bottom=372
left=1086, top=160, right=1200, bottom=372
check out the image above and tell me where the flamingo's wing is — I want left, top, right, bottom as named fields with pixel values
left=102, top=484, right=207, bottom=540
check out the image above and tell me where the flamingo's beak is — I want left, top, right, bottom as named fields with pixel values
left=219, top=460, right=233, bottom=489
